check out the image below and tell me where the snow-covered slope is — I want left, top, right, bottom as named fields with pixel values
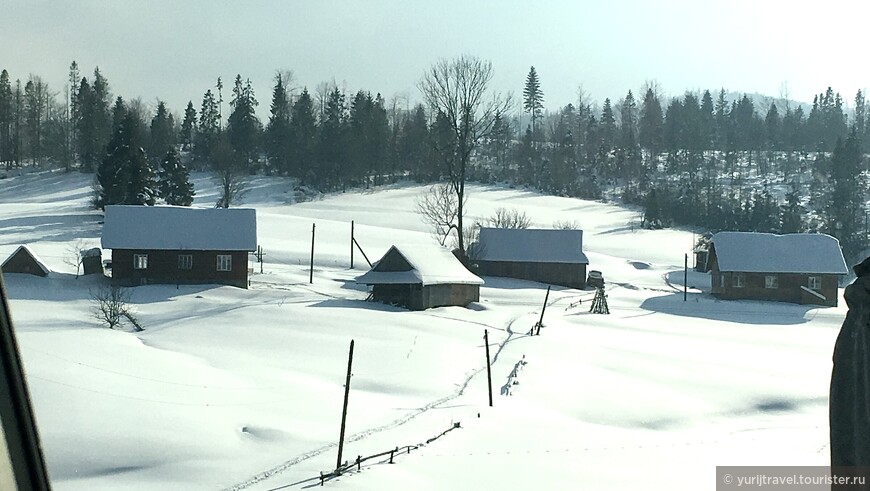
left=0, top=170, right=845, bottom=490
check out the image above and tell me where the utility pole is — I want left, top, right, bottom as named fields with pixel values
left=484, top=330, right=493, bottom=407
left=336, top=340, right=354, bottom=471
left=310, top=223, right=315, bottom=284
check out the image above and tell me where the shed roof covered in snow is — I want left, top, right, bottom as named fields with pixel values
left=475, top=228, right=589, bottom=264
left=101, top=205, right=257, bottom=251
left=356, top=245, right=484, bottom=286
left=2, top=245, right=51, bottom=276
left=710, top=231, right=848, bottom=274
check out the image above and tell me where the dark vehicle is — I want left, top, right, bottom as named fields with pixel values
left=587, top=270, right=604, bottom=289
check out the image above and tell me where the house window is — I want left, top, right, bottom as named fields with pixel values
left=178, top=254, right=193, bottom=270
left=216, top=254, right=232, bottom=272
left=765, top=275, right=778, bottom=289
left=733, top=273, right=745, bottom=288
left=133, top=254, right=148, bottom=270
left=808, top=276, right=822, bottom=290
left=718, top=274, right=726, bottom=288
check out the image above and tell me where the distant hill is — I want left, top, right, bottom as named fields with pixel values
left=723, top=91, right=812, bottom=115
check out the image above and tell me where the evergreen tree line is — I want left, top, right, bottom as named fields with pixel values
left=2, top=62, right=868, bottom=259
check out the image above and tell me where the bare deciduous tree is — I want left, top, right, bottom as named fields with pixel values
left=418, top=55, right=511, bottom=257
left=211, top=135, right=247, bottom=208
left=417, top=183, right=466, bottom=246
left=91, top=286, right=142, bottom=331
left=63, top=239, right=90, bottom=277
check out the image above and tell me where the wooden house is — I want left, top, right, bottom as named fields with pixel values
left=708, top=231, right=848, bottom=306
left=101, top=205, right=257, bottom=288
left=472, top=228, right=589, bottom=289
left=1, top=245, right=51, bottom=277
left=356, top=245, right=483, bottom=310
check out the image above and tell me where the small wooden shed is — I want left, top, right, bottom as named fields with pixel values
left=356, top=245, right=484, bottom=310
left=709, top=231, right=848, bottom=306
left=1, top=245, right=51, bottom=277
left=81, top=248, right=103, bottom=275
left=473, top=228, right=589, bottom=289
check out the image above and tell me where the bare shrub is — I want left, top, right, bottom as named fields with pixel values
left=485, top=207, right=531, bottom=229
left=91, top=286, right=142, bottom=331
left=552, top=219, right=582, bottom=230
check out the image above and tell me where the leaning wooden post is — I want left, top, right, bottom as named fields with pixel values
left=535, top=286, right=550, bottom=335
left=310, top=223, right=316, bottom=284
left=336, top=339, right=354, bottom=471
left=350, top=220, right=354, bottom=269
left=683, top=253, right=688, bottom=302
left=484, top=329, right=493, bottom=407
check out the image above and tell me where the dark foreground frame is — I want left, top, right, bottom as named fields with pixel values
left=0, top=272, right=51, bottom=490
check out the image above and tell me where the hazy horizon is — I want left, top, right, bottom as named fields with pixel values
left=5, top=0, right=868, bottom=118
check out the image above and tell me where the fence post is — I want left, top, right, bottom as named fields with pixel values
left=684, top=253, right=688, bottom=302
left=336, top=340, right=354, bottom=472
left=390, top=447, right=396, bottom=464
left=350, top=221, right=354, bottom=269
left=535, top=286, right=550, bottom=335
left=484, top=329, right=493, bottom=407
left=310, top=223, right=316, bottom=284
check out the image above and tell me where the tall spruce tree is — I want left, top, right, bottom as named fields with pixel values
left=12, top=79, right=22, bottom=166
left=0, top=70, right=11, bottom=166
left=599, top=98, right=616, bottom=177
left=779, top=183, right=804, bottom=233
left=855, top=90, right=866, bottom=152
left=317, top=86, right=347, bottom=190
left=149, top=101, right=175, bottom=166
left=265, top=73, right=292, bottom=175
left=24, top=76, right=50, bottom=165
left=523, top=66, right=544, bottom=137
left=226, top=75, right=261, bottom=173
left=195, top=89, right=220, bottom=168
left=96, top=108, right=155, bottom=208
left=68, top=61, right=80, bottom=162
left=825, top=129, right=866, bottom=261
left=638, top=87, right=664, bottom=172
left=180, top=101, right=196, bottom=151
left=89, top=68, right=112, bottom=170
left=157, top=147, right=195, bottom=206
left=289, top=88, right=317, bottom=182
left=765, top=103, right=780, bottom=150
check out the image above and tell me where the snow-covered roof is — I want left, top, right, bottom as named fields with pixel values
left=356, top=245, right=484, bottom=286
left=475, top=228, right=589, bottom=264
left=2, top=245, right=52, bottom=274
left=711, top=231, right=848, bottom=274
left=101, top=205, right=257, bottom=251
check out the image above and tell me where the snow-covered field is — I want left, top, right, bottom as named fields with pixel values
left=0, top=170, right=846, bottom=490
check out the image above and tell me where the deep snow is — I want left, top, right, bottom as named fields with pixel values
left=0, top=169, right=845, bottom=490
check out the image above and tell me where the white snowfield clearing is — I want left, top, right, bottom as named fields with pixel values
left=0, top=170, right=846, bottom=491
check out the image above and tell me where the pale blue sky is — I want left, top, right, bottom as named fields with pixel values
left=3, top=0, right=867, bottom=118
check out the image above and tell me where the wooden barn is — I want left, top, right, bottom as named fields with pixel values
left=708, top=231, right=848, bottom=307
left=472, top=228, right=589, bottom=289
left=1, top=245, right=51, bottom=277
left=101, top=205, right=257, bottom=288
left=356, top=245, right=483, bottom=310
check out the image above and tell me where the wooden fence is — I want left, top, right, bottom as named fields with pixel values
left=318, top=421, right=462, bottom=485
